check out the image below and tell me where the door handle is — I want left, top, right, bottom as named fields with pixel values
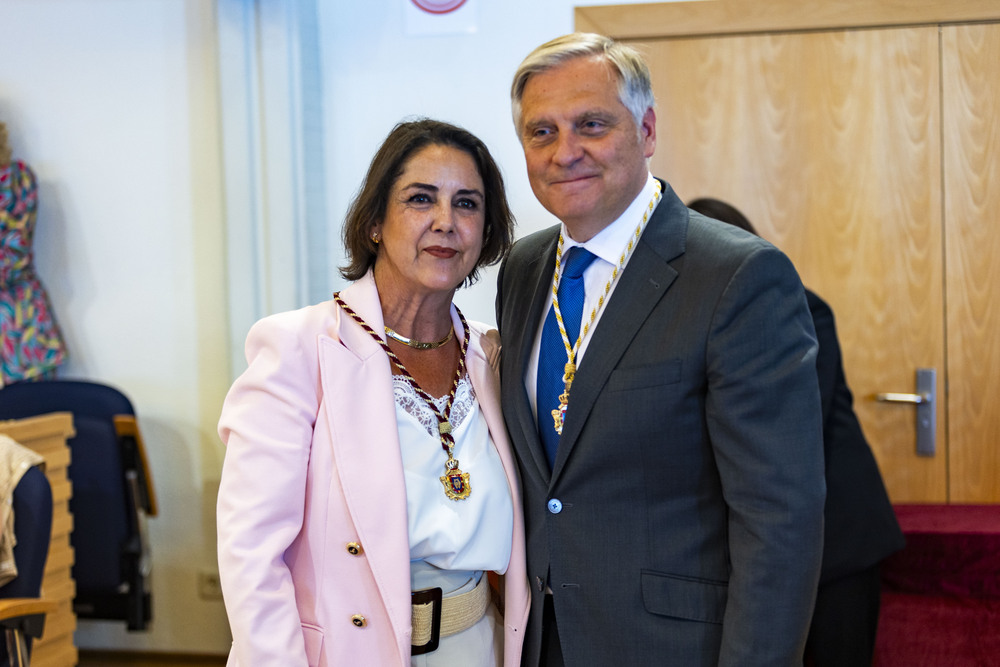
left=875, top=392, right=929, bottom=404
left=874, top=368, right=936, bottom=457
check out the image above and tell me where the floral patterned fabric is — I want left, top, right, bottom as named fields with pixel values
left=0, top=159, right=67, bottom=383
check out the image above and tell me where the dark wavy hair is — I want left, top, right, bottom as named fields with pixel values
left=687, top=197, right=758, bottom=236
left=340, top=118, right=515, bottom=287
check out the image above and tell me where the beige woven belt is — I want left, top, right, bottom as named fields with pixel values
left=411, top=573, right=491, bottom=655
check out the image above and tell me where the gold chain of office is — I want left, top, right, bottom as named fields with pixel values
left=548, top=180, right=662, bottom=435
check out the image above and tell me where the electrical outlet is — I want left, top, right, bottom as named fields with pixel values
left=198, top=569, right=224, bottom=601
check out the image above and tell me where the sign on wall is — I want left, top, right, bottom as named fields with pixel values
left=405, top=0, right=478, bottom=35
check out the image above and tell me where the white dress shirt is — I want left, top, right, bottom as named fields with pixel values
left=525, top=173, right=662, bottom=418
left=394, top=374, right=513, bottom=574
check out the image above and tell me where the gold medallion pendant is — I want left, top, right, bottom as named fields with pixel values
left=440, top=459, right=471, bottom=500
left=551, top=398, right=568, bottom=435
left=551, top=362, right=576, bottom=435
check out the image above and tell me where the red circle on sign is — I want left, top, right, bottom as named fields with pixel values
left=411, top=0, right=467, bottom=14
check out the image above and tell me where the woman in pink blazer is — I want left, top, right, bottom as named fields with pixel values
left=217, top=119, right=529, bottom=666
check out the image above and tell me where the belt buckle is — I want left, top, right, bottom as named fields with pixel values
left=411, top=587, right=443, bottom=655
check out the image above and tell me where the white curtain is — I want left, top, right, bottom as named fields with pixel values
left=216, top=0, right=329, bottom=378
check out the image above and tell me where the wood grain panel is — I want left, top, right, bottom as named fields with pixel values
left=942, top=23, right=1000, bottom=502
left=638, top=27, right=945, bottom=501
left=576, top=0, right=1000, bottom=40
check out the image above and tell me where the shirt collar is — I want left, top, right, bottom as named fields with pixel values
left=560, top=173, right=659, bottom=266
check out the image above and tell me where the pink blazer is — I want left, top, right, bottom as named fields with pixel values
left=217, top=272, right=529, bottom=666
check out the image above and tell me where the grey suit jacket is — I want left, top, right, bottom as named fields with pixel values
left=496, top=181, right=826, bottom=666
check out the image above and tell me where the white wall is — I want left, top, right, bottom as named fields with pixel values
left=1, top=0, right=231, bottom=655
left=322, top=0, right=675, bottom=326
left=1, top=0, right=670, bottom=656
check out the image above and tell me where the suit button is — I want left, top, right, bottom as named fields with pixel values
left=547, top=499, right=563, bottom=514
left=346, top=542, right=363, bottom=556
left=351, top=614, right=367, bottom=628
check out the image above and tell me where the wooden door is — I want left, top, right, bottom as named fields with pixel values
left=943, top=23, right=1000, bottom=502
left=578, top=1, right=1000, bottom=503
left=635, top=27, right=946, bottom=502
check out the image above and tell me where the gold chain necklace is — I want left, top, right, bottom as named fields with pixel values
left=548, top=181, right=662, bottom=435
left=333, top=292, right=473, bottom=500
left=384, top=325, right=454, bottom=350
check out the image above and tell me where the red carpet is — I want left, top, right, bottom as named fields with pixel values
left=875, top=505, right=1000, bottom=666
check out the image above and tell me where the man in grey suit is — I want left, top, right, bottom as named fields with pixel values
left=496, top=33, right=827, bottom=665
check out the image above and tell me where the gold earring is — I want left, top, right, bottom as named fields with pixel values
left=371, top=231, right=380, bottom=244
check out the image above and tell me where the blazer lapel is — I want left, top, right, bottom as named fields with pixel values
left=467, top=325, right=531, bottom=636
left=320, top=275, right=413, bottom=647
left=466, top=326, right=523, bottom=503
left=466, top=327, right=502, bottom=436
left=551, top=184, right=688, bottom=478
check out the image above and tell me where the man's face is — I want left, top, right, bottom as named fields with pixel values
left=518, top=55, right=655, bottom=241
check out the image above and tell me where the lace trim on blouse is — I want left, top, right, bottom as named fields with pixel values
left=392, top=373, right=476, bottom=438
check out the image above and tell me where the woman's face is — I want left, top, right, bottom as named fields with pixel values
left=373, top=143, right=486, bottom=298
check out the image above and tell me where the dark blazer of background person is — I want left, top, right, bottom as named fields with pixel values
left=805, top=289, right=905, bottom=665
left=497, top=183, right=826, bottom=666
left=808, top=290, right=904, bottom=585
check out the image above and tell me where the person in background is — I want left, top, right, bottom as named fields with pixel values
left=496, top=32, right=826, bottom=666
left=217, top=118, right=529, bottom=666
left=688, top=196, right=905, bottom=667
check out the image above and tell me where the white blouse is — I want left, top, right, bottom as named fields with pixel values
left=393, top=373, right=513, bottom=575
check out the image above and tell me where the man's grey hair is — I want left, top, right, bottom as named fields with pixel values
left=510, top=32, right=656, bottom=137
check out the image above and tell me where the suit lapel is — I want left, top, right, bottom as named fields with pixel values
left=551, top=183, right=688, bottom=478
left=505, top=230, right=560, bottom=483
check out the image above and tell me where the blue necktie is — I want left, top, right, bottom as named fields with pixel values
left=537, top=247, right=597, bottom=469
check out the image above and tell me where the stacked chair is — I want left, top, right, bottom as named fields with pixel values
left=0, top=380, right=157, bottom=632
left=0, top=464, right=55, bottom=667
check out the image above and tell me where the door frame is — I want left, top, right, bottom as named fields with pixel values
left=576, top=0, right=1000, bottom=39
